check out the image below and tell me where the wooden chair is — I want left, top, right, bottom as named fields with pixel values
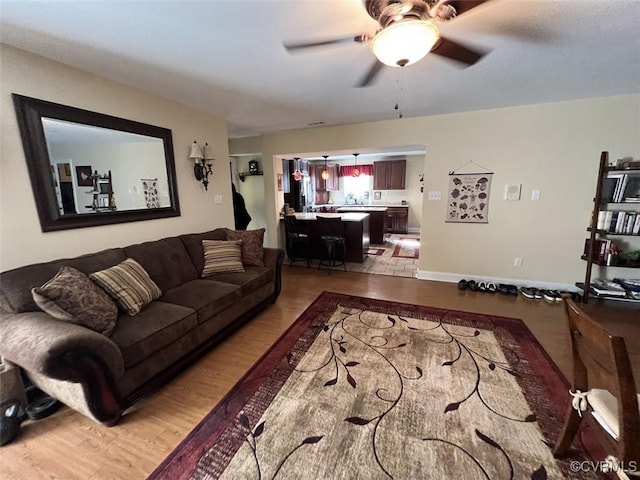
left=283, top=215, right=311, bottom=267
left=554, top=296, right=640, bottom=471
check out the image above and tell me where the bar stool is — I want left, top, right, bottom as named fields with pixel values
left=316, top=216, right=347, bottom=274
left=284, top=215, right=311, bottom=267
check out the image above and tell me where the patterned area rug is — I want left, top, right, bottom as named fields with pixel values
left=366, top=248, right=385, bottom=256
left=148, top=293, right=598, bottom=480
left=347, top=235, right=418, bottom=277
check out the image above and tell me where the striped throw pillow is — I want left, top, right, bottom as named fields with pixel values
left=90, top=258, right=162, bottom=316
left=202, top=240, right=245, bottom=277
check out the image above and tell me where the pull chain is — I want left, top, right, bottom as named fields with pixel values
left=394, top=68, right=404, bottom=119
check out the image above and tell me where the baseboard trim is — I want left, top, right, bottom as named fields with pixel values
left=415, top=269, right=578, bottom=292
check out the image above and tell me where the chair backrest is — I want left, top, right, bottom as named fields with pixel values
left=315, top=216, right=344, bottom=238
left=284, top=215, right=303, bottom=237
left=564, top=297, right=640, bottom=462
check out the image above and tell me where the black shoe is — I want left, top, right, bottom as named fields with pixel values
left=508, top=284, right=519, bottom=296
left=497, top=284, right=511, bottom=295
left=468, top=280, right=478, bottom=291
left=487, top=283, right=497, bottom=294
left=458, top=279, right=468, bottom=291
left=542, top=290, right=562, bottom=302
left=521, top=287, right=538, bottom=299
left=478, top=282, right=488, bottom=293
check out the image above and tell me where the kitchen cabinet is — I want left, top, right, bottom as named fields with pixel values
left=385, top=206, right=409, bottom=234
left=374, top=160, right=406, bottom=190
left=312, top=163, right=339, bottom=191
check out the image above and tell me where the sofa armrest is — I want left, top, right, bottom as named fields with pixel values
left=0, top=311, right=124, bottom=382
left=263, top=247, right=285, bottom=301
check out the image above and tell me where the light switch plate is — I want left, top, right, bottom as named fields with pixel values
left=531, top=189, right=541, bottom=200
left=428, top=191, right=441, bottom=200
left=214, top=194, right=222, bottom=204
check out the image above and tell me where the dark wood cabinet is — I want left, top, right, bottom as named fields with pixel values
left=312, top=163, right=339, bottom=192
left=385, top=206, right=409, bottom=234
left=374, top=160, right=406, bottom=190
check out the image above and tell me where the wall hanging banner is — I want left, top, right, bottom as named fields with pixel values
left=142, top=178, right=160, bottom=208
left=446, top=172, right=493, bottom=223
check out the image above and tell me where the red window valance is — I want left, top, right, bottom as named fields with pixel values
left=340, top=164, right=373, bottom=177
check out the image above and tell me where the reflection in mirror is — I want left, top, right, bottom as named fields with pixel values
left=12, top=94, right=180, bottom=231
left=42, top=119, right=171, bottom=215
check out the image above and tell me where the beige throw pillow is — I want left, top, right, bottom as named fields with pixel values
left=32, top=266, right=118, bottom=336
left=226, top=228, right=265, bottom=267
left=90, top=258, right=161, bottom=316
left=202, top=240, right=245, bottom=276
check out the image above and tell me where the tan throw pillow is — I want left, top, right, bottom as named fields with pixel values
left=202, top=240, right=245, bottom=276
left=226, top=228, right=265, bottom=266
left=90, top=258, right=161, bottom=316
left=32, top=266, right=118, bottom=336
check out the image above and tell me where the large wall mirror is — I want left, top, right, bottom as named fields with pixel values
left=12, top=94, right=181, bottom=231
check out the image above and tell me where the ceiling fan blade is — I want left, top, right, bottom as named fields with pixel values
left=356, top=60, right=385, bottom=87
left=284, top=35, right=367, bottom=53
left=430, top=36, right=486, bottom=66
left=444, top=0, right=491, bottom=17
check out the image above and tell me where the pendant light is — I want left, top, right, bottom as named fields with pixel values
left=293, top=157, right=302, bottom=181
left=321, top=155, right=330, bottom=180
left=352, top=153, right=360, bottom=177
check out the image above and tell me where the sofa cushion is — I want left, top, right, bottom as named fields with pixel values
left=110, top=301, right=197, bottom=368
left=124, top=237, right=198, bottom=292
left=203, top=266, right=272, bottom=297
left=179, top=229, right=228, bottom=274
left=202, top=240, right=245, bottom=276
left=0, top=248, right=126, bottom=313
left=31, top=266, right=118, bottom=336
left=226, top=228, right=265, bottom=266
left=160, top=279, right=242, bottom=324
left=90, top=259, right=162, bottom=316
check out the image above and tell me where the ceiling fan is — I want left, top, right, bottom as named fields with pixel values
left=284, top=0, right=491, bottom=87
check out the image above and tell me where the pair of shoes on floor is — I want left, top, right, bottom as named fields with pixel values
left=521, top=287, right=563, bottom=302
left=458, top=279, right=497, bottom=293
left=497, top=283, right=518, bottom=296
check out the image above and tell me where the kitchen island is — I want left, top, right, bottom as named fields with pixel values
left=291, top=212, right=370, bottom=263
left=336, top=207, right=387, bottom=245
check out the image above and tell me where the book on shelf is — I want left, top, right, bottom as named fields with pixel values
left=622, top=175, right=640, bottom=202
left=590, top=279, right=628, bottom=296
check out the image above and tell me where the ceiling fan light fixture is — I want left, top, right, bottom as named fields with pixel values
left=370, top=20, right=439, bottom=67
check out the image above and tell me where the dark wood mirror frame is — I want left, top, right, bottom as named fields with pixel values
left=12, top=94, right=181, bottom=232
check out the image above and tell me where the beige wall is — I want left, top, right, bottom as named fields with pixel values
left=1, top=45, right=233, bottom=271
left=240, top=94, right=640, bottom=286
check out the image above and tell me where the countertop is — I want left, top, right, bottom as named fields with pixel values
left=336, top=206, right=388, bottom=212
left=314, top=203, right=408, bottom=208
left=293, top=212, right=369, bottom=222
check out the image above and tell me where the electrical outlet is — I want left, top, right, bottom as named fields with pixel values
left=531, top=190, right=541, bottom=201
left=428, top=191, right=441, bottom=200
left=514, top=257, right=523, bottom=267
left=214, top=194, right=222, bottom=204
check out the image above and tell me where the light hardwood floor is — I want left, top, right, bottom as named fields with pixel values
left=1, top=268, right=638, bottom=480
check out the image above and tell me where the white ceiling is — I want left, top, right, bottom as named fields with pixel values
left=1, top=0, right=639, bottom=139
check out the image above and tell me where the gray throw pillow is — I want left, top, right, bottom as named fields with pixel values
left=32, top=266, right=118, bottom=336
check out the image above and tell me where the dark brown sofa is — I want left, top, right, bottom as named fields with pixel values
left=0, top=228, right=284, bottom=425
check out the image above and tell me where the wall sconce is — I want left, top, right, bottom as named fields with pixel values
left=189, top=140, right=213, bottom=190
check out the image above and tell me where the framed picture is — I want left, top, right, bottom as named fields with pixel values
left=75, top=165, right=93, bottom=186
left=374, top=191, right=382, bottom=200
left=277, top=173, right=283, bottom=191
